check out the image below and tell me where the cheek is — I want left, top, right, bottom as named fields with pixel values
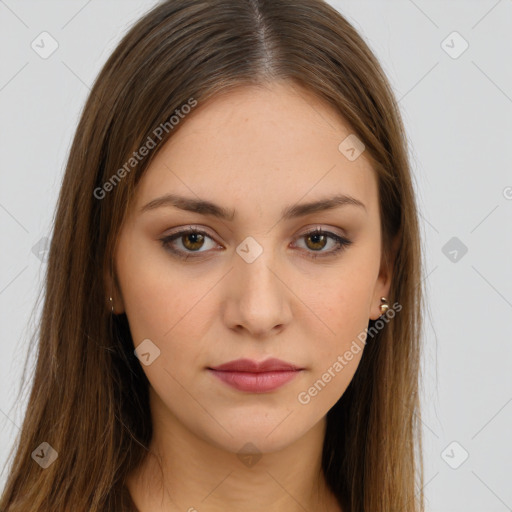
left=116, top=239, right=225, bottom=380
left=305, top=258, right=375, bottom=338
left=297, top=255, right=377, bottom=398
left=117, top=253, right=213, bottom=411
left=116, top=236, right=201, bottom=348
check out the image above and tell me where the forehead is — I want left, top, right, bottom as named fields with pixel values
left=132, top=82, right=378, bottom=219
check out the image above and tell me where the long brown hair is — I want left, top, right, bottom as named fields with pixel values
left=0, top=1, right=424, bottom=510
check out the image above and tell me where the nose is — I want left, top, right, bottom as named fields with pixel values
left=223, top=244, right=293, bottom=338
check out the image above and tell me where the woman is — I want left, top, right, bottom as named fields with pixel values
left=0, top=0, right=424, bottom=510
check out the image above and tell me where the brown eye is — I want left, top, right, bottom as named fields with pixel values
left=304, top=232, right=328, bottom=251
left=160, top=226, right=352, bottom=261
left=295, top=228, right=352, bottom=259
left=181, top=232, right=205, bottom=251
left=160, top=227, right=218, bottom=259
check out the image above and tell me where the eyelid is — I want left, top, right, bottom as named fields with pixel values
left=163, top=224, right=216, bottom=240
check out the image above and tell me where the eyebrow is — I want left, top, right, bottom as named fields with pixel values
left=140, top=192, right=366, bottom=220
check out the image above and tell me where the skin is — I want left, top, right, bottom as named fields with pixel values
left=110, top=80, right=393, bottom=512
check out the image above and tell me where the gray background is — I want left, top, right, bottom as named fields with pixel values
left=1, top=1, right=511, bottom=510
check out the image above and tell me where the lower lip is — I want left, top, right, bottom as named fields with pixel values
left=207, top=369, right=302, bottom=392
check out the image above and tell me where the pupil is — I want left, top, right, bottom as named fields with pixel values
left=184, top=233, right=203, bottom=250
left=308, top=233, right=325, bottom=250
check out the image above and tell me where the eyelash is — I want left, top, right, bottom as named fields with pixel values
left=160, top=226, right=352, bottom=261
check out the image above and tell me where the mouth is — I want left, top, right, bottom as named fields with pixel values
left=207, top=357, right=305, bottom=393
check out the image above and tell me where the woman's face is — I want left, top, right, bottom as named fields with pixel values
left=113, top=81, right=392, bottom=454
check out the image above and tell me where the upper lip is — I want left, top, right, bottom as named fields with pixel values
left=208, top=358, right=303, bottom=373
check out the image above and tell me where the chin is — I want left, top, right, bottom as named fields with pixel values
left=213, top=432, right=297, bottom=456
left=197, top=415, right=314, bottom=455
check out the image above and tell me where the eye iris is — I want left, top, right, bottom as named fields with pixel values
left=182, top=232, right=205, bottom=251
left=306, top=233, right=327, bottom=251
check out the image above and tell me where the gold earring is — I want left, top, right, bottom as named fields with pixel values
left=109, top=296, right=114, bottom=314
left=379, top=297, right=389, bottom=315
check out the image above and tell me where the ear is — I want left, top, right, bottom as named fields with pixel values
left=369, top=233, right=399, bottom=320
left=104, top=264, right=126, bottom=315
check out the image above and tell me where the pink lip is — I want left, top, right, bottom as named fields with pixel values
left=207, top=358, right=304, bottom=392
